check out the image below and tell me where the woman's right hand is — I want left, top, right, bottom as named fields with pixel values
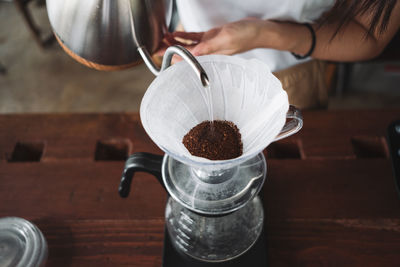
left=153, top=18, right=280, bottom=64
left=172, top=18, right=272, bottom=57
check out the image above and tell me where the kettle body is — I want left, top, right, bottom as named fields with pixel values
left=46, top=0, right=172, bottom=70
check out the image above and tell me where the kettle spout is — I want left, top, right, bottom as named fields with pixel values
left=138, top=45, right=209, bottom=87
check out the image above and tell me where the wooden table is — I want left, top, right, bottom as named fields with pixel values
left=1, top=110, right=400, bottom=266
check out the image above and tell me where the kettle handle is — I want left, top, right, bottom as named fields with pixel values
left=119, top=152, right=164, bottom=198
left=273, top=105, right=303, bottom=142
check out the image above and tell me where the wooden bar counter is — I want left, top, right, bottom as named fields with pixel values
left=0, top=110, right=400, bottom=266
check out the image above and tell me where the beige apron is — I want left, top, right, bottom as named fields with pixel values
left=274, top=60, right=329, bottom=109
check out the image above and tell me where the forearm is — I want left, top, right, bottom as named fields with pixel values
left=256, top=20, right=385, bottom=62
left=254, top=0, right=400, bottom=63
left=172, top=2, right=399, bottom=61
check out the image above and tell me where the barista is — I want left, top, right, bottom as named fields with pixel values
left=157, top=0, right=400, bottom=109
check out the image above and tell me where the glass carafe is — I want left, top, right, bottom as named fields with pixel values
left=165, top=196, right=264, bottom=262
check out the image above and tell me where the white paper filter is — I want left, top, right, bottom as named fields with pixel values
left=140, top=55, right=289, bottom=165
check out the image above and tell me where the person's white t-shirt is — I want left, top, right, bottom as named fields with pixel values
left=176, top=0, right=335, bottom=71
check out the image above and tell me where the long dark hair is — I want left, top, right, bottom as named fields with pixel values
left=321, top=0, right=397, bottom=38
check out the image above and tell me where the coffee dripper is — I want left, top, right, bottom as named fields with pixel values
left=119, top=55, right=303, bottom=263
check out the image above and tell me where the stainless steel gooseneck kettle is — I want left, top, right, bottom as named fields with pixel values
left=46, top=0, right=209, bottom=86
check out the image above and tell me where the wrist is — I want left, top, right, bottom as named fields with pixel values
left=253, top=20, right=281, bottom=49
left=241, top=19, right=274, bottom=51
left=291, top=23, right=316, bottom=59
left=256, top=20, right=314, bottom=55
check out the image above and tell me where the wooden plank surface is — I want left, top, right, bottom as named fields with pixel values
left=0, top=110, right=400, bottom=266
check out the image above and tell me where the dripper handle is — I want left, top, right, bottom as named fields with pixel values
left=119, top=152, right=164, bottom=198
left=138, top=45, right=210, bottom=87
left=274, top=105, right=303, bottom=141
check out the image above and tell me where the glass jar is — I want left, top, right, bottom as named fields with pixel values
left=0, top=217, right=48, bottom=267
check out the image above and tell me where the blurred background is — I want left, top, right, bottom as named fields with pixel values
left=1, top=0, right=400, bottom=114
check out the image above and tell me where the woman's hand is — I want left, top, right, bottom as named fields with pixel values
left=174, top=18, right=270, bottom=56
left=153, top=18, right=280, bottom=64
left=153, top=0, right=400, bottom=65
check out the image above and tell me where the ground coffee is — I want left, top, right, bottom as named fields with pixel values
left=182, top=120, right=243, bottom=160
